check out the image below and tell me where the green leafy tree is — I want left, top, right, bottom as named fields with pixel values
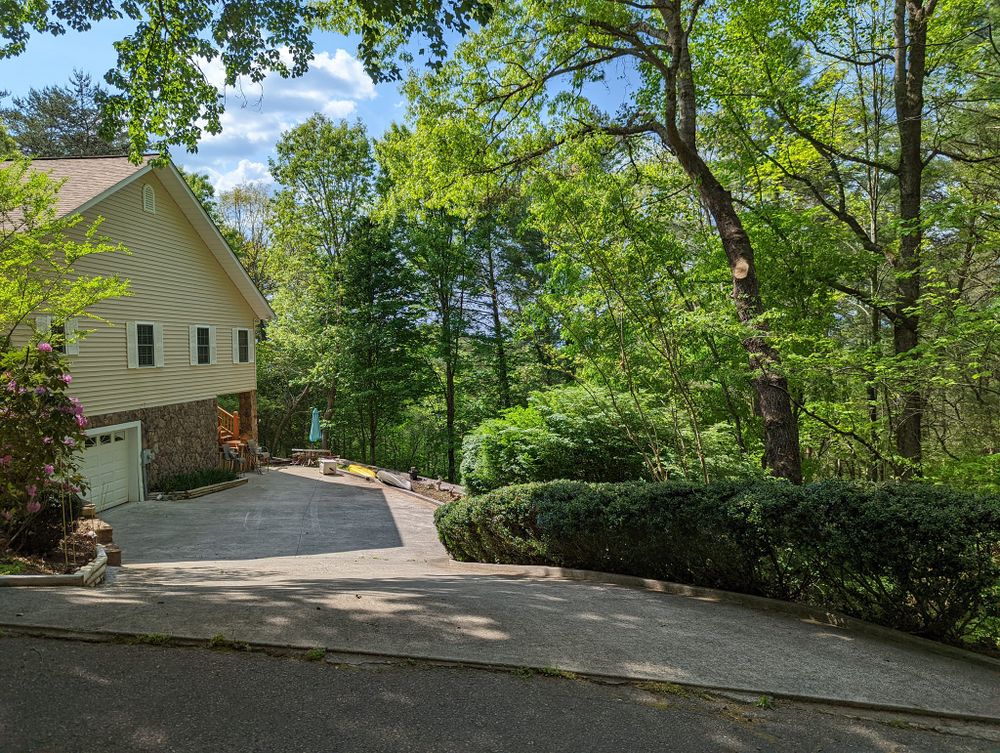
left=0, top=158, right=130, bottom=350
left=217, top=183, right=280, bottom=295
left=338, top=218, right=423, bottom=464
left=390, top=0, right=805, bottom=481
left=0, top=1, right=492, bottom=157
left=0, top=70, right=128, bottom=156
left=177, top=167, right=219, bottom=220
left=268, top=115, right=377, bottom=447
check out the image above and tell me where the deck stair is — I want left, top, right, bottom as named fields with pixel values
left=218, top=405, right=241, bottom=442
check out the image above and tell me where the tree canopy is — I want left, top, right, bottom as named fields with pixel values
left=0, top=0, right=492, bottom=158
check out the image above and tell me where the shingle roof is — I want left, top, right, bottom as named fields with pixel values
left=27, top=155, right=153, bottom=216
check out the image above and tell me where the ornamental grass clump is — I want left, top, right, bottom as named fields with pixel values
left=0, top=341, right=88, bottom=555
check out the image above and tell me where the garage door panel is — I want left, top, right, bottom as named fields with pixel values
left=80, top=429, right=134, bottom=512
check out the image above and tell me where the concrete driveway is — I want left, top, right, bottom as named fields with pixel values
left=2, top=467, right=998, bottom=720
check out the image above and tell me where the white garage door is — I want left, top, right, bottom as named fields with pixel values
left=80, top=429, right=133, bottom=511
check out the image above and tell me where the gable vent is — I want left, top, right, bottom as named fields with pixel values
left=142, top=184, right=156, bottom=214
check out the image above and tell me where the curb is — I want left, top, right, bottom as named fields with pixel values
left=2, top=622, right=998, bottom=725
left=156, top=477, right=249, bottom=500
left=443, top=559, right=1000, bottom=671
left=0, top=545, right=108, bottom=588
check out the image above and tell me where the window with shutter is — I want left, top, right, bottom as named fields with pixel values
left=237, top=329, right=250, bottom=363
left=136, top=323, right=155, bottom=367
left=196, top=326, right=211, bottom=365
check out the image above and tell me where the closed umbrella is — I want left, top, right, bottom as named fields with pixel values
left=309, top=407, right=322, bottom=445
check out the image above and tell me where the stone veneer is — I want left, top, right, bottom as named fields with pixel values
left=87, top=397, right=219, bottom=490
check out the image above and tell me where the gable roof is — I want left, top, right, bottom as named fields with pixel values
left=26, top=155, right=274, bottom=320
left=28, top=155, right=155, bottom=217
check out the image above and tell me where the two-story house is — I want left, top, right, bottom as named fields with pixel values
left=19, top=155, right=273, bottom=511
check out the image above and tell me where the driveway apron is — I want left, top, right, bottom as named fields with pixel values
left=2, top=467, right=997, bottom=720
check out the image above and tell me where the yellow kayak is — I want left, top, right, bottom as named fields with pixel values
left=346, top=464, right=377, bottom=479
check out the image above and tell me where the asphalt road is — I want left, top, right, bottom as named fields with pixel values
left=1, top=635, right=996, bottom=753
left=5, top=468, right=998, bottom=719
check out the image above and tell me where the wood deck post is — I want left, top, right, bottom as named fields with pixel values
left=238, top=390, right=258, bottom=440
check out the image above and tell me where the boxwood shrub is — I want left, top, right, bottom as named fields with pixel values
left=434, top=479, right=1000, bottom=646
left=155, top=467, right=239, bottom=494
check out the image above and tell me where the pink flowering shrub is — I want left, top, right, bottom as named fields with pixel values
left=0, top=342, right=88, bottom=552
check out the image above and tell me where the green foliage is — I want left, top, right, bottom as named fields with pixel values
left=217, top=183, right=280, bottom=296
left=460, top=385, right=652, bottom=492
left=0, top=343, right=89, bottom=553
left=0, top=70, right=128, bottom=156
left=0, top=0, right=491, bottom=158
left=436, top=479, right=1000, bottom=645
left=154, top=467, right=238, bottom=493
left=0, top=157, right=130, bottom=347
left=177, top=167, right=218, bottom=220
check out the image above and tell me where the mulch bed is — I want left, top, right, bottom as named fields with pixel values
left=0, top=526, right=98, bottom=576
left=411, top=482, right=464, bottom=505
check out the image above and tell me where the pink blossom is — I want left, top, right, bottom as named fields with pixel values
left=0, top=455, right=11, bottom=466
left=26, top=500, right=41, bottom=514
left=25, top=484, right=37, bottom=499
left=43, top=464, right=54, bottom=476
left=35, top=386, right=47, bottom=395
left=61, top=373, right=72, bottom=384
left=5, top=379, right=16, bottom=391
left=42, top=436, right=53, bottom=444
left=75, top=414, right=88, bottom=428
left=37, top=342, right=53, bottom=353
left=63, top=437, right=76, bottom=447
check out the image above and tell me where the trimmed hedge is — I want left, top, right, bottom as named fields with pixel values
left=435, top=479, right=1000, bottom=646
left=155, top=467, right=238, bottom=493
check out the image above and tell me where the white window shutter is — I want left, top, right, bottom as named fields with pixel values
left=232, top=328, right=239, bottom=364
left=126, top=321, right=138, bottom=369
left=153, top=323, right=165, bottom=367
left=189, top=325, right=198, bottom=365
left=209, top=326, right=218, bottom=364
left=65, top=319, right=80, bottom=356
left=249, top=330, right=256, bottom=364
left=35, top=314, right=52, bottom=334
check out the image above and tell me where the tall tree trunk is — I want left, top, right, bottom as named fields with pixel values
left=322, top=382, right=336, bottom=451
left=891, top=0, right=930, bottom=476
left=445, top=362, right=457, bottom=482
left=269, top=385, right=310, bottom=456
left=868, top=273, right=883, bottom=482
left=485, top=246, right=512, bottom=408
left=368, top=400, right=378, bottom=465
left=661, top=1, right=802, bottom=482
left=696, top=174, right=802, bottom=483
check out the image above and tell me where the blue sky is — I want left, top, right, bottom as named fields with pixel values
left=0, top=22, right=405, bottom=190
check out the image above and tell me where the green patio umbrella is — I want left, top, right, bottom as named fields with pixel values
left=309, top=407, right=322, bottom=445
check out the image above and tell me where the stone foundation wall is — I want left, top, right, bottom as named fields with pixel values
left=88, top=398, right=219, bottom=490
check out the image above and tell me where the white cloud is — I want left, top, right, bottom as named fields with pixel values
left=185, top=46, right=377, bottom=185
left=310, top=50, right=376, bottom=100
left=201, top=159, right=273, bottom=192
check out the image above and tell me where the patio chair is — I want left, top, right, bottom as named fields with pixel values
left=246, top=440, right=269, bottom=475
left=222, top=445, right=244, bottom=474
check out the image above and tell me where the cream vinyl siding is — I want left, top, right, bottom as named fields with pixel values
left=37, top=173, right=259, bottom=416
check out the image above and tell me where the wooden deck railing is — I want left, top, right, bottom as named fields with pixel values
left=218, top=406, right=240, bottom=439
